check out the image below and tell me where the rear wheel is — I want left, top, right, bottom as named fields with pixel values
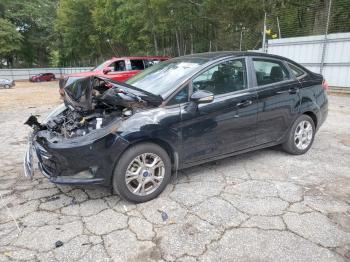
left=4, top=84, right=10, bottom=89
left=282, top=115, right=315, bottom=155
left=112, top=143, right=171, bottom=203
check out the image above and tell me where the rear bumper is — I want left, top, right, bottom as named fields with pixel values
left=317, top=92, right=329, bottom=131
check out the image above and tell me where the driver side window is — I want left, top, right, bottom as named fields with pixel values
left=192, top=59, right=247, bottom=95
left=108, top=60, right=126, bottom=72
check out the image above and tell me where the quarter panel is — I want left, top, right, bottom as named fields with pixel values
left=298, top=74, right=328, bottom=129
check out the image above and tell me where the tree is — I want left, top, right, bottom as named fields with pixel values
left=56, top=0, right=98, bottom=65
left=0, top=0, right=349, bottom=67
left=3, top=0, right=58, bottom=66
left=0, top=18, right=22, bottom=68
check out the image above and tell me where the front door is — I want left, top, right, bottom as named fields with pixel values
left=251, top=58, right=301, bottom=144
left=106, top=60, right=132, bottom=82
left=180, top=58, right=258, bottom=164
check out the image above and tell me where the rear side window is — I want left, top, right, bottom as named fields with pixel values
left=288, top=63, right=305, bottom=77
left=253, top=59, right=290, bottom=86
left=130, top=60, right=145, bottom=70
left=144, top=59, right=160, bottom=68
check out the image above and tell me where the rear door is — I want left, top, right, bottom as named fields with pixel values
left=125, top=59, right=146, bottom=80
left=250, top=57, right=301, bottom=144
left=43, top=74, right=50, bottom=81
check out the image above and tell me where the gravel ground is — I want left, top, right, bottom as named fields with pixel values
left=0, top=83, right=349, bottom=261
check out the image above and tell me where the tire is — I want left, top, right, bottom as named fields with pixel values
left=112, top=142, right=172, bottom=203
left=282, top=114, right=315, bottom=155
left=4, top=84, right=10, bottom=89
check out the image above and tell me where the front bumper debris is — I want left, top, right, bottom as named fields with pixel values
left=23, top=139, right=35, bottom=179
left=22, top=131, right=129, bottom=186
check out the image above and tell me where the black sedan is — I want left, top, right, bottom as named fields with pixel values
left=24, top=52, right=328, bottom=203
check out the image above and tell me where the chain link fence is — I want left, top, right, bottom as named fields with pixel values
left=0, top=67, right=93, bottom=81
left=1, top=0, right=349, bottom=84
left=262, top=0, right=350, bottom=88
left=237, top=0, right=350, bottom=51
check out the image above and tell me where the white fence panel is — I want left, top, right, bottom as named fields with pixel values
left=0, top=67, right=93, bottom=81
left=268, top=32, right=350, bottom=87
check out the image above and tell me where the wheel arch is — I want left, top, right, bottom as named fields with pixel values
left=112, top=137, right=178, bottom=180
left=302, top=111, right=318, bottom=128
left=132, top=138, right=178, bottom=171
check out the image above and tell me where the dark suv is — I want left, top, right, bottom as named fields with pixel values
left=24, top=52, right=328, bottom=203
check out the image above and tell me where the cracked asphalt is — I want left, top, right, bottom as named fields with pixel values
left=0, top=83, right=349, bottom=261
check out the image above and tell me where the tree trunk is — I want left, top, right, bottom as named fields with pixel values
left=190, top=32, right=194, bottom=54
left=153, top=32, right=158, bottom=55
left=175, top=30, right=181, bottom=56
left=190, top=22, right=194, bottom=54
left=313, top=0, right=331, bottom=35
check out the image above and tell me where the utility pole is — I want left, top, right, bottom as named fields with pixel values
left=320, top=0, right=332, bottom=74
left=277, top=16, right=281, bottom=39
left=262, top=12, right=267, bottom=52
left=240, top=29, right=243, bottom=51
left=239, top=26, right=245, bottom=51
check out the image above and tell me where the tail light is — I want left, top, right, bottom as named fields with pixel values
left=322, top=79, right=329, bottom=90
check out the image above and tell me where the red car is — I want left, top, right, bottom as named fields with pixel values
left=59, top=56, right=169, bottom=95
left=30, top=73, right=56, bottom=82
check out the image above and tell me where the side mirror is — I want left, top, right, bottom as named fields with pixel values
left=103, top=68, right=111, bottom=74
left=190, top=90, right=214, bottom=104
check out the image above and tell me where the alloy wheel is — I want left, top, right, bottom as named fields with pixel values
left=125, top=153, right=165, bottom=196
left=294, top=120, right=313, bottom=150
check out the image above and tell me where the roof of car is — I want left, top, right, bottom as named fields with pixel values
left=111, top=56, right=170, bottom=60
left=180, top=51, right=289, bottom=61
left=108, top=52, right=292, bottom=63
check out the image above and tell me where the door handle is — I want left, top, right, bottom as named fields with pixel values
left=289, top=87, right=299, bottom=94
left=235, top=100, right=252, bottom=108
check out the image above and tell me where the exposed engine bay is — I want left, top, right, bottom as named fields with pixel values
left=45, top=106, right=132, bottom=139
left=25, top=76, right=162, bottom=141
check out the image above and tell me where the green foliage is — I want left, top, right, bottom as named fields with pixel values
left=0, top=0, right=349, bottom=67
left=3, top=0, right=58, bottom=66
left=56, top=0, right=98, bottom=64
left=49, top=50, right=60, bottom=67
left=0, top=18, right=22, bottom=67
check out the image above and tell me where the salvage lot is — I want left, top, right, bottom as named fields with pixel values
left=0, top=82, right=349, bottom=261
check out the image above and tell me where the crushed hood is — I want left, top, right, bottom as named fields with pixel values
left=63, top=76, right=163, bottom=111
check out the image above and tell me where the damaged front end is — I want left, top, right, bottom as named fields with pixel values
left=24, top=76, right=162, bottom=185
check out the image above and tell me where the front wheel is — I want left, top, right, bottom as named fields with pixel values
left=113, top=143, right=171, bottom=203
left=282, top=115, right=315, bottom=155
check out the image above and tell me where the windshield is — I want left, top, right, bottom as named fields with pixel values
left=125, top=58, right=207, bottom=95
left=92, top=61, right=109, bottom=71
